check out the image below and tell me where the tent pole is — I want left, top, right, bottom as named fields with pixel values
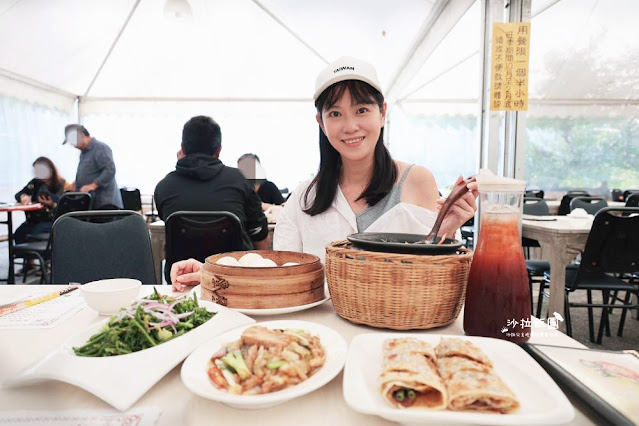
left=385, top=0, right=475, bottom=104
left=83, top=0, right=141, bottom=98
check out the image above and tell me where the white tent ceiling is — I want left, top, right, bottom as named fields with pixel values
left=0, top=0, right=470, bottom=110
left=1, top=0, right=637, bottom=113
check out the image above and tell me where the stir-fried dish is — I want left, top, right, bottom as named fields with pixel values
left=207, top=325, right=325, bottom=395
left=73, top=289, right=214, bottom=357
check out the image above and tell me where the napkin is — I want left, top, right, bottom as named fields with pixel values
left=365, top=203, right=462, bottom=241
left=568, top=208, right=591, bottom=218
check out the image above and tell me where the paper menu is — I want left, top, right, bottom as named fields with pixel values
left=0, top=289, right=84, bottom=330
left=0, top=406, right=161, bottom=426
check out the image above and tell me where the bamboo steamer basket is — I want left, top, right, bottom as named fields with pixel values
left=200, top=250, right=325, bottom=309
left=325, top=240, right=472, bottom=330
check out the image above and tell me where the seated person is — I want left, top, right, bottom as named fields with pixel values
left=237, top=153, right=285, bottom=209
left=154, top=116, right=270, bottom=278
left=170, top=58, right=477, bottom=291
left=14, top=157, right=69, bottom=245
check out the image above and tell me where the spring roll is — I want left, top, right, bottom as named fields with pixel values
left=446, top=370, right=520, bottom=414
left=435, top=337, right=492, bottom=368
left=436, top=337, right=519, bottom=414
left=436, top=356, right=491, bottom=381
left=379, top=338, right=447, bottom=410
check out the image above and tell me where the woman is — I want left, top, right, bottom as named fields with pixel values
left=237, top=153, right=285, bottom=209
left=171, top=57, right=477, bottom=291
left=14, top=157, right=69, bottom=245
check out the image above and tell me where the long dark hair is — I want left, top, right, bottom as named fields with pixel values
left=303, top=80, right=397, bottom=216
left=33, top=156, right=64, bottom=193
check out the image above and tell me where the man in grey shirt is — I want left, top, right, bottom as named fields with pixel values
left=63, top=124, right=123, bottom=209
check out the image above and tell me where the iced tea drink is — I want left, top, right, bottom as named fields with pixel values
left=463, top=208, right=531, bottom=343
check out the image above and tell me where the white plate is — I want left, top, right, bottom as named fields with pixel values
left=190, top=284, right=331, bottom=316
left=4, top=300, right=255, bottom=411
left=181, top=320, right=347, bottom=409
left=343, top=333, right=574, bottom=425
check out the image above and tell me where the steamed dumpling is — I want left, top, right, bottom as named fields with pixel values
left=254, top=258, right=277, bottom=267
left=282, top=262, right=300, bottom=267
left=216, top=256, right=239, bottom=266
left=238, top=253, right=263, bottom=266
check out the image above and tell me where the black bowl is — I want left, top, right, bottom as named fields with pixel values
left=346, top=232, right=463, bottom=255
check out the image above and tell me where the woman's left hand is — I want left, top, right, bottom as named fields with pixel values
left=437, top=176, right=478, bottom=239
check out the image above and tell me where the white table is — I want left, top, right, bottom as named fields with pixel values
left=0, top=285, right=598, bottom=425
left=522, top=216, right=592, bottom=321
left=545, top=200, right=625, bottom=215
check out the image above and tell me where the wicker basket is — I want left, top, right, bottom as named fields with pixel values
left=325, top=240, right=473, bottom=330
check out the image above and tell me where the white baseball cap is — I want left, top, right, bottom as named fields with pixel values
left=313, top=56, right=383, bottom=101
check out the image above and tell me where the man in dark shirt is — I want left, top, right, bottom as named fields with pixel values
left=154, top=115, right=269, bottom=253
left=63, top=124, right=123, bottom=209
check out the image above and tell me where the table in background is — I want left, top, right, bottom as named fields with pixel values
left=0, top=285, right=598, bottom=426
left=522, top=216, right=592, bottom=323
left=545, top=200, right=625, bottom=215
left=523, top=214, right=639, bottom=321
left=0, top=203, right=43, bottom=284
left=148, top=221, right=276, bottom=284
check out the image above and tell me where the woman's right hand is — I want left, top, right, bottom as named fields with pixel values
left=37, top=194, right=54, bottom=208
left=19, top=194, right=32, bottom=205
left=170, top=258, right=203, bottom=292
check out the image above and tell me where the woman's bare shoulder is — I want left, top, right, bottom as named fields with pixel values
left=397, top=163, right=439, bottom=208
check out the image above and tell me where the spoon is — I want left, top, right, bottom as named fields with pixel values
left=419, top=176, right=476, bottom=244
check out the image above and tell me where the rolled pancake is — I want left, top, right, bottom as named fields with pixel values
left=379, top=338, right=447, bottom=410
left=436, top=356, right=491, bottom=381
left=446, top=370, right=520, bottom=414
left=435, top=337, right=492, bottom=368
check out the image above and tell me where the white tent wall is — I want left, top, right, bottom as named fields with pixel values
left=0, top=74, right=76, bottom=112
left=80, top=100, right=319, bottom=196
left=1, top=94, right=76, bottom=226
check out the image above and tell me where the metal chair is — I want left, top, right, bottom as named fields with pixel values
left=164, top=211, right=248, bottom=284
left=569, top=196, right=608, bottom=215
left=522, top=198, right=551, bottom=317
left=557, top=191, right=590, bottom=215
left=145, top=195, right=160, bottom=223
left=119, top=187, right=142, bottom=213
left=50, top=210, right=155, bottom=284
left=611, top=188, right=623, bottom=202
left=543, top=207, right=639, bottom=344
left=625, top=193, right=639, bottom=208
left=524, top=189, right=544, bottom=199
left=460, top=216, right=475, bottom=249
left=13, top=192, right=92, bottom=283
left=623, top=189, right=639, bottom=202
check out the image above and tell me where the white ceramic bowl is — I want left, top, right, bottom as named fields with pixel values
left=80, top=278, right=142, bottom=315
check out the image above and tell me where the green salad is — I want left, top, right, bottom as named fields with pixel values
left=73, top=289, right=215, bottom=357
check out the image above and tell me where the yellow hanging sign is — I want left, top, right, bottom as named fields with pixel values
left=490, top=22, right=531, bottom=111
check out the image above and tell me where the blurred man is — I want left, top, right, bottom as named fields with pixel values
left=154, top=115, right=269, bottom=248
left=63, top=124, right=123, bottom=209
